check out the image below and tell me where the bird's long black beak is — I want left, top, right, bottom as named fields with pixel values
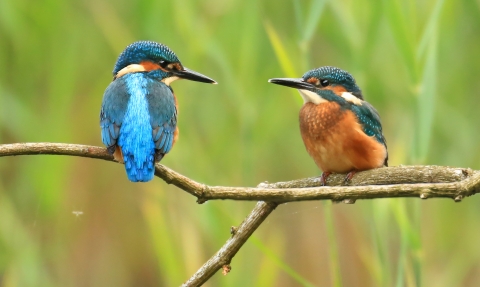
left=268, top=78, right=314, bottom=90
left=173, top=67, right=217, bottom=84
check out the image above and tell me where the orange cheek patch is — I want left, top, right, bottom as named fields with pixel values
left=307, top=77, right=320, bottom=85
left=140, top=61, right=162, bottom=71
left=322, top=85, right=347, bottom=95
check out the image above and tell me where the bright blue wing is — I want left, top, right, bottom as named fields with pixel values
left=101, top=75, right=177, bottom=161
left=146, top=82, right=177, bottom=160
left=100, top=78, right=130, bottom=152
left=351, top=102, right=388, bottom=165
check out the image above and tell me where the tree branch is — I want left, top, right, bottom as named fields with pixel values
left=1, top=142, right=479, bottom=286
left=2, top=143, right=477, bottom=203
left=198, top=168, right=479, bottom=203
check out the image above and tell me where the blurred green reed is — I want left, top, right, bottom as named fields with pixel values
left=1, top=0, right=480, bottom=286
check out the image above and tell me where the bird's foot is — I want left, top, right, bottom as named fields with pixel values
left=113, top=147, right=124, bottom=163
left=344, top=170, right=357, bottom=184
left=320, top=172, right=332, bottom=186
left=107, top=145, right=116, bottom=154
left=154, top=150, right=165, bottom=162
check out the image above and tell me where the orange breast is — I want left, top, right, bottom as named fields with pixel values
left=299, top=102, right=386, bottom=173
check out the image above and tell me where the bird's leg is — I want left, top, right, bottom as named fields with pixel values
left=344, top=170, right=357, bottom=184
left=319, top=171, right=332, bottom=186
left=107, top=145, right=116, bottom=154
left=154, top=150, right=165, bottom=162
left=113, top=146, right=124, bottom=163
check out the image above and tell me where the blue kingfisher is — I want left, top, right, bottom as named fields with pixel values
left=269, top=66, right=388, bottom=185
left=100, top=41, right=216, bottom=182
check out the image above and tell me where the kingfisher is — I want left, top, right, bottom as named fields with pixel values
left=100, top=41, right=216, bottom=182
left=268, top=66, right=388, bottom=185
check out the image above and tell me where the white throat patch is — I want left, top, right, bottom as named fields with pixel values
left=162, top=76, right=180, bottom=86
left=298, top=89, right=327, bottom=105
left=341, top=92, right=363, bottom=106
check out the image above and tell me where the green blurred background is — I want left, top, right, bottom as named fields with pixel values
left=1, top=0, right=480, bottom=286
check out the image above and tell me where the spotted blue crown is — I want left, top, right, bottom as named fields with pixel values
left=303, top=66, right=362, bottom=96
left=113, top=41, right=180, bottom=75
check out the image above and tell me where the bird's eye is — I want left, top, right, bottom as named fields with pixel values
left=159, top=60, right=170, bottom=69
left=320, top=79, right=330, bottom=87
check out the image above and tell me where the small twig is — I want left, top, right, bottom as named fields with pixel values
left=181, top=201, right=278, bottom=287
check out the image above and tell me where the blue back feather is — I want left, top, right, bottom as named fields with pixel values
left=350, top=102, right=386, bottom=145
left=100, top=78, right=128, bottom=147
left=350, top=102, right=388, bottom=166
left=147, top=84, right=177, bottom=155
left=100, top=73, right=177, bottom=182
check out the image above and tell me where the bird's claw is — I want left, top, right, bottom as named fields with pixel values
left=320, top=172, right=332, bottom=186
left=344, top=170, right=357, bottom=184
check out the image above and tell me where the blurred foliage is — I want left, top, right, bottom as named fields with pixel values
left=1, top=0, right=480, bottom=286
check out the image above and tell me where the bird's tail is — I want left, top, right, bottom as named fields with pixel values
left=123, top=151, right=155, bottom=182
left=119, top=137, right=156, bottom=182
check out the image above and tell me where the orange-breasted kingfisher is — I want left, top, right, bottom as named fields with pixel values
left=268, top=66, right=388, bottom=185
left=100, top=41, right=216, bottom=182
